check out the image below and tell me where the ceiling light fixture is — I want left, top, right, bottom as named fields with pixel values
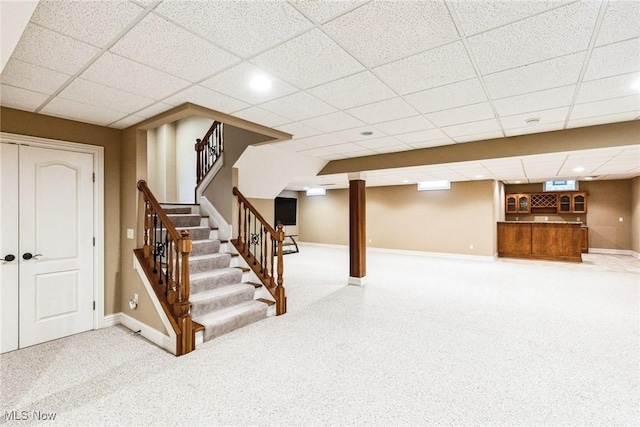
left=573, top=167, right=585, bottom=172
left=514, top=180, right=522, bottom=184
left=249, top=75, right=272, bottom=91
left=418, top=180, right=450, bottom=191
left=475, top=174, right=484, bottom=179
left=360, top=131, right=374, bottom=136
left=306, top=188, right=326, bottom=196
left=584, top=176, right=595, bottom=181
left=525, top=118, right=540, bottom=126
left=632, top=78, right=640, bottom=91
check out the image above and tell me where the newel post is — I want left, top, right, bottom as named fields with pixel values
left=175, top=230, right=194, bottom=355
left=195, top=138, right=202, bottom=184
left=275, top=224, right=286, bottom=315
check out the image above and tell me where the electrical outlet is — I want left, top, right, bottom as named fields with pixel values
left=619, top=217, right=624, bottom=222
left=469, top=244, right=474, bottom=250
left=127, top=229, right=134, bottom=239
left=577, top=217, right=580, bottom=222
left=545, top=216, right=549, bottom=221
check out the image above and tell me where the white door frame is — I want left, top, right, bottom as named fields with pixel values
left=0, top=132, right=105, bottom=329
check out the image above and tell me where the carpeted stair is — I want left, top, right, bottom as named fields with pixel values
left=162, top=205, right=268, bottom=343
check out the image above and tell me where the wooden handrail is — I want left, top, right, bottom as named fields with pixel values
left=231, top=186, right=287, bottom=315
left=195, top=121, right=223, bottom=186
left=136, top=180, right=194, bottom=355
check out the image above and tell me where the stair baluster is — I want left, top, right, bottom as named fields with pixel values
left=195, top=121, right=224, bottom=186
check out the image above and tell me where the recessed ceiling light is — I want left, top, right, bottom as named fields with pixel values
left=514, top=180, right=522, bottom=184
left=360, top=131, right=374, bottom=136
left=249, top=75, right=272, bottom=91
left=632, top=78, right=640, bottom=91
left=573, top=167, right=585, bottom=172
left=525, top=118, right=540, bottom=126
left=475, top=174, right=484, bottom=178
left=584, top=176, right=595, bottom=181
left=402, top=179, right=410, bottom=183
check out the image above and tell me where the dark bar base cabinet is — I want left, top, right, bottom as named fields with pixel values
left=498, top=221, right=583, bottom=263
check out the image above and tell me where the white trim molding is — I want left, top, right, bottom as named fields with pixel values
left=199, top=195, right=231, bottom=240
left=103, top=313, right=121, bottom=327
left=589, top=248, right=638, bottom=257
left=0, top=132, right=105, bottom=329
left=119, top=313, right=174, bottom=352
left=348, top=276, right=367, bottom=286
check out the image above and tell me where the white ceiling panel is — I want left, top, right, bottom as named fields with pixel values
left=275, top=122, right=322, bottom=139
left=30, top=0, right=142, bottom=48
left=355, top=136, right=402, bottom=150
left=330, top=125, right=387, bottom=142
left=567, top=112, right=640, bottom=129
left=374, top=115, right=435, bottom=135
left=294, top=133, right=345, bottom=149
left=232, top=106, right=291, bottom=128
left=484, top=52, right=584, bottom=99
left=570, top=95, right=640, bottom=121
left=504, top=122, right=565, bottom=137
left=452, top=130, right=504, bottom=143
left=373, top=41, right=476, bottom=95
left=135, top=102, right=174, bottom=119
left=81, top=52, right=190, bottom=100
left=110, top=14, right=239, bottom=82
left=111, top=115, right=145, bottom=129
left=595, top=1, right=640, bottom=47
left=253, top=29, right=364, bottom=89
left=12, top=24, right=99, bottom=75
left=501, top=107, right=569, bottom=129
left=347, top=97, right=419, bottom=124
left=374, top=144, right=414, bottom=154
left=322, top=0, right=458, bottom=67
left=154, top=1, right=313, bottom=58
left=299, top=112, right=364, bottom=133
left=260, top=91, right=336, bottom=121
left=291, top=0, right=367, bottom=23
left=164, top=85, right=249, bottom=113
left=319, top=153, right=348, bottom=161
left=0, top=84, right=49, bottom=111
left=426, top=102, right=495, bottom=127
left=202, top=62, right=296, bottom=104
left=405, top=79, right=487, bottom=114
left=59, top=78, right=154, bottom=114
left=0, top=58, right=70, bottom=95
left=307, top=71, right=396, bottom=110
left=322, top=142, right=369, bottom=154
left=342, top=149, right=377, bottom=158
left=409, top=139, right=456, bottom=149
left=469, top=1, right=599, bottom=75
left=584, top=38, right=640, bottom=81
left=396, top=128, right=451, bottom=144
left=577, top=72, right=640, bottom=104
left=41, top=97, right=125, bottom=126
left=450, top=0, right=573, bottom=37
left=493, top=85, right=576, bottom=117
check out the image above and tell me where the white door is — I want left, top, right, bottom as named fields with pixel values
left=0, top=143, right=94, bottom=352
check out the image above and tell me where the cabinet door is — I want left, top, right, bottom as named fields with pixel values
left=558, top=194, right=571, bottom=213
left=506, top=195, right=517, bottom=213
left=573, top=193, right=587, bottom=213
left=517, top=195, right=530, bottom=213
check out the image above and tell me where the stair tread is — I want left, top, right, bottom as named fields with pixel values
left=190, top=267, right=240, bottom=280
left=190, top=283, right=254, bottom=301
left=256, top=298, right=275, bottom=306
left=235, top=266, right=250, bottom=273
left=190, top=253, right=230, bottom=260
left=246, top=281, right=263, bottom=288
left=193, top=300, right=266, bottom=325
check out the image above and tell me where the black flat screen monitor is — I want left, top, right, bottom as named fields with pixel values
left=274, top=197, right=297, bottom=226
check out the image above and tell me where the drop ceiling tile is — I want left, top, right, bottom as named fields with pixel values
left=110, top=14, right=239, bottom=82
left=297, top=147, right=334, bottom=158
left=570, top=95, right=640, bottom=120
left=427, top=102, right=495, bottom=127
left=322, top=0, right=458, bottom=67
left=330, top=125, right=387, bottom=142
left=260, top=91, right=336, bottom=121
left=596, top=1, right=640, bottom=46
left=584, top=38, right=640, bottom=81
left=12, top=24, right=100, bottom=75
left=501, top=107, right=569, bottom=129
left=253, top=29, right=364, bottom=89
left=111, top=115, right=145, bottom=129
left=202, top=63, right=297, bottom=104
left=31, top=0, right=142, bottom=47
left=232, top=107, right=291, bottom=128
left=342, top=149, right=377, bottom=158
left=409, top=139, right=456, bottom=149
left=373, top=144, right=414, bottom=154
left=374, top=115, right=435, bottom=135
left=275, top=122, right=322, bottom=139
left=0, top=58, right=70, bottom=95
left=136, top=102, right=174, bottom=119
left=450, top=0, right=573, bottom=37
left=164, top=85, right=249, bottom=113
left=58, top=78, right=155, bottom=114
left=396, top=128, right=451, bottom=144
left=442, top=119, right=502, bottom=138
left=493, top=85, right=576, bottom=116
left=468, top=1, right=599, bottom=74
left=320, top=153, right=348, bottom=161
left=405, top=79, right=487, bottom=113
left=322, top=142, right=369, bottom=154
left=271, top=139, right=312, bottom=151
left=291, top=0, right=367, bottom=23
left=484, top=52, right=584, bottom=99
left=81, top=52, right=190, bottom=100
left=41, top=97, right=125, bottom=126
left=577, top=73, right=640, bottom=104
left=154, top=1, right=313, bottom=58
left=355, top=136, right=402, bottom=149
left=0, top=84, right=49, bottom=111
left=567, top=111, right=640, bottom=129
left=294, top=133, right=345, bottom=149
left=504, top=122, right=566, bottom=137
left=307, top=71, right=396, bottom=110
left=374, top=41, right=476, bottom=95
left=347, top=97, right=419, bottom=124
left=299, top=112, right=364, bottom=132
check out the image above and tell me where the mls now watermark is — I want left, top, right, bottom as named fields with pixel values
left=4, top=410, right=57, bottom=422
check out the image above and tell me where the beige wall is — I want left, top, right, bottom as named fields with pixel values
left=0, top=107, right=122, bottom=315
left=505, top=180, right=633, bottom=250
left=299, top=180, right=496, bottom=257
left=247, top=198, right=275, bottom=226
left=631, top=177, right=640, bottom=254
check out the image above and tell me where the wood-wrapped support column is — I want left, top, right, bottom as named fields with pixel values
left=348, top=174, right=367, bottom=286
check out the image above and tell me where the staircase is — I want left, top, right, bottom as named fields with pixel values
left=162, top=205, right=272, bottom=343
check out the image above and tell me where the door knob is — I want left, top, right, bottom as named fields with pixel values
left=3, top=254, right=15, bottom=262
left=22, top=253, right=42, bottom=260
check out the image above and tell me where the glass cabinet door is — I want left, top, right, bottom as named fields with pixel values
left=506, top=195, right=517, bottom=213
left=517, top=195, right=529, bottom=213
left=573, top=194, right=586, bottom=213
left=559, top=194, right=571, bottom=213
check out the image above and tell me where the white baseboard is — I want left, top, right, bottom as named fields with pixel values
left=298, top=242, right=497, bottom=262
left=103, top=313, right=121, bottom=327
left=198, top=195, right=231, bottom=240
left=119, top=312, right=174, bottom=352
left=589, top=248, right=637, bottom=257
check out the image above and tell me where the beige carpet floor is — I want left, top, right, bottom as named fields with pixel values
left=1, top=245, right=638, bottom=426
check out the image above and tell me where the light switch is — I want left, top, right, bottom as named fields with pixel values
left=127, top=229, right=134, bottom=239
